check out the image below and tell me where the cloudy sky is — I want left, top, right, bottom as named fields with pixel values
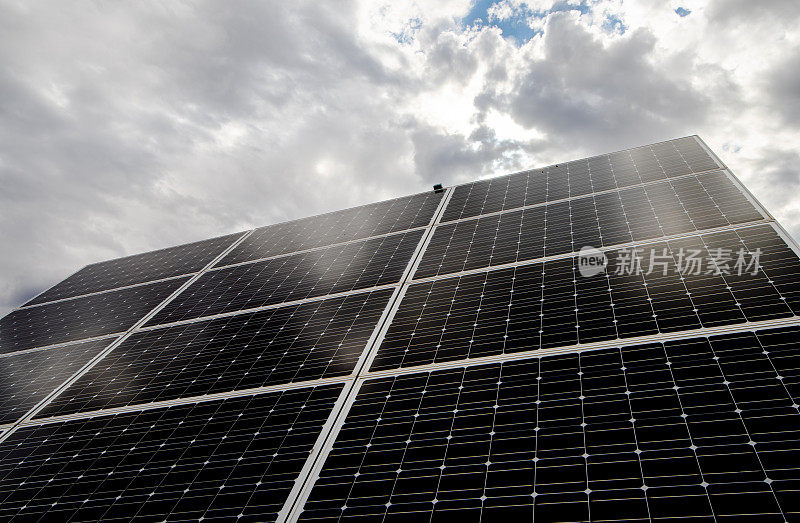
left=1, top=0, right=799, bottom=317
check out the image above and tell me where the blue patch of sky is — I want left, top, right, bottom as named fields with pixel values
left=461, top=0, right=590, bottom=45
left=390, top=17, right=423, bottom=44
left=675, top=7, right=691, bottom=17
left=602, top=13, right=627, bottom=34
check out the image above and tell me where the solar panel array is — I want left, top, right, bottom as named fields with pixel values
left=2, top=136, right=800, bottom=522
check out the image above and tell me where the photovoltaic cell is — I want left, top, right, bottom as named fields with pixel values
left=0, top=277, right=188, bottom=353
left=372, top=224, right=800, bottom=371
left=0, top=385, right=342, bottom=523
left=301, top=327, right=800, bottom=522
left=38, top=289, right=393, bottom=419
left=416, top=171, right=763, bottom=279
left=24, top=232, right=243, bottom=307
left=147, top=230, right=424, bottom=327
left=0, top=338, right=114, bottom=424
left=219, top=192, right=442, bottom=267
left=441, top=136, right=719, bottom=223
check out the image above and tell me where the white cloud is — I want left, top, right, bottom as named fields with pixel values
left=1, top=0, right=799, bottom=317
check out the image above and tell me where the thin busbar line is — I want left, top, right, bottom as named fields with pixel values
left=660, top=344, right=719, bottom=520
left=0, top=230, right=254, bottom=447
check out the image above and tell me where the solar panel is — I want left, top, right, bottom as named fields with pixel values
left=24, top=232, right=245, bottom=307
left=372, top=224, right=800, bottom=371
left=37, top=289, right=393, bottom=419
left=147, top=230, right=424, bottom=327
left=0, top=277, right=188, bottom=353
left=4, top=136, right=800, bottom=522
left=300, top=326, right=800, bottom=522
left=0, top=338, right=115, bottom=424
left=0, top=385, right=341, bottom=522
left=219, top=192, right=443, bottom=267
left=416, top=171, right=764, bottom=279
left=441, top=136, right=719, bottom=223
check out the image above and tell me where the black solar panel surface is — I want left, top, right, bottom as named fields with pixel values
left=301, top=327, right=800, bottom=522
left=417, top=171, right=762, bottom=279
left=0, top=277, right=188, bottom=353
left=3, top=136, right=798, bottom=523
left=373, top=225, right=800, bottom=371
left=442, top=136, right=719, bottom=223
left=219, top=192, right=442, bottom=267
left=147, top=230, right=423, bottom=327
left=38, top=289, right=393, bottom=419
left=0, top=338, right=114, bottom=424
left=25, top=233, right=243, bottom=307
left=0, top=385, right=341, bottom=523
